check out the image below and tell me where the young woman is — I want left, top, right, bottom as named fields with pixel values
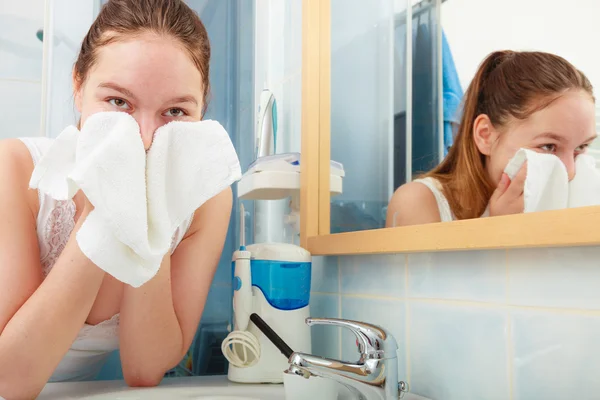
left=0, top=0, right=231, bottom=397
left=387, top=50, right=597, bottom=227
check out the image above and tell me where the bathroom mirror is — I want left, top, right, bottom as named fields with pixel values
left=299, top=0, right=600, bottom=254
left=325, top=0, right=600, bottom=234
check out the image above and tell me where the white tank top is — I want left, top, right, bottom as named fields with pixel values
left=414, top=177, right=490, bottom=221
left=413, top=177, right=455, bottom=222
left=18, top=137, right=193, bottom=382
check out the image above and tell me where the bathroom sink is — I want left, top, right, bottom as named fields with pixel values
left=39, top=375, right=431, bottom=399
left=80, top=386, right=278, bottom=400
left=38, top=376, right=284, bottom=400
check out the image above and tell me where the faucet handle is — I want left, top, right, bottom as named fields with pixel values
left=306, top=317, right=398, bottom=359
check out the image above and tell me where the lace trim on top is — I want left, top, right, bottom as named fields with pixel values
left=40, top=200, right=76, bottom=276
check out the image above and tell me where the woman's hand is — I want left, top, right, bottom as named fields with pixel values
left=75, top=190, right=94, bottom=214
left=83, top=196, right=94, bottom=213
left=489, top=163, right=527, bottom=217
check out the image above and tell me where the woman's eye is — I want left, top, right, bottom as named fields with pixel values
left=540, top=144, right=557, bottom=153
left=164, top=108, right=186, bottom=117
left=576, top=144, right=590, bottom=153
left=108, top=98, right=130, bottom=109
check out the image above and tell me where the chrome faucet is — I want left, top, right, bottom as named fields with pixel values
left=284, top=318, right=407, bottom=400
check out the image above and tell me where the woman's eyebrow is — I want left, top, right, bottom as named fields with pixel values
left=98, top=82, right=137, bottom=100
left=166, top=95, right=198, bottom=106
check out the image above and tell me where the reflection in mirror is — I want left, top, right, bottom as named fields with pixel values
left=329, top=0, right=600, bottom=233
left=330, top=0, right=442, bottom=233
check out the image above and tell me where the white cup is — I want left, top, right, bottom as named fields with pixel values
left=283, top=373, right=339, bottom=400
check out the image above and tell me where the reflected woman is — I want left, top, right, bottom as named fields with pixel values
left=386, top=51, right=596, bottom=227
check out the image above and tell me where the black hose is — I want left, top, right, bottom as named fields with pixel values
left=250, top=313, right=294, bottom=359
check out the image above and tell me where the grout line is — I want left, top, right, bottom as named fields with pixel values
left=311, top=291, right=342, bottom=296
left=338, top=256, right=343, bottom=359
left=337, top=255, right=342, bottom=294
left=506, top=247, right=515, bottom=399
left=405, top=259, right=411, bottom=386
left=338, top=292, right=343, bottom=359
left=508, top=304, right=600, bottom=316
left=505, top=249, right=510, bottom=304
left=335, top=292, right=600, bottom=316
left=507, top=308, right=515, bottom=399
left=415, top=297, right=600, bottom=316
left=404, top=254, right=409, bottom=297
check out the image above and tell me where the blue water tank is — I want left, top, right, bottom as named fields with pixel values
left=232, top=243, right=311, bottom=311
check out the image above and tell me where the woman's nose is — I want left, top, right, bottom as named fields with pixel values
left=135, top=114, right=161, bottom=150
left=562, top=156, right=576, bottom=181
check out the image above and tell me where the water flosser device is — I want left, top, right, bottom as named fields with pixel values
left=233, top=204, right=252, bottom=331
left=226, top=241, right=312, bottom=384
left=254, top=89, right=287, bottom=244
left=224, top=206, right=312, bottom=384
left=255, top=89, right=277, bottom=158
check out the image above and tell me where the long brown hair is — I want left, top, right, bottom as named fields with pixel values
left=74, top=0, right=211, bottom=116
left=425, top=50, right=594, bottom=219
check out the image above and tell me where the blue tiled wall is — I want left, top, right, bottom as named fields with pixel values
left=309, top=247, right=600, bottom=400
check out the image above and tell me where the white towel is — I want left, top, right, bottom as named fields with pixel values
left=503, top=148, right=600, bottom=213
left=29, top=112, right=242, bottom=287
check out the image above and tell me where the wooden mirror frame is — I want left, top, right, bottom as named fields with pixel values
left=299, top=0, right=600, bottom=256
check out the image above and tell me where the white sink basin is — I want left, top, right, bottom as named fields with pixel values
left=38, top=376, right=284, bottom=400
left=38, top=375, right=431, bottom=400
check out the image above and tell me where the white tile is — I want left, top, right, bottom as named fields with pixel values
left=0, top=80, right=41, bottom=138
left=408, top=302, right=510, bottom=400
left=282, top=0, right=302, bottom=78
left=340, top=296, right=407, bottom=382
left=340, top=254, right=405, bottom=297
left=266, top=0, right=285, bottom=86
left=508, top=247, right=600, bottom=310
left=288, top=74, right=301, bottom=153
left=275, top=78, right=292, bottom=153
left=1, top=0, right=45, bottom=20
left=408, top=250, right=506, bottom=303
left=0, top=1, right=44, bottom=81
left=311, top=256, right=339, bottom=293
left=511, top=309, right=600, bottom=400
left=310, top=294, right=340, bottom=359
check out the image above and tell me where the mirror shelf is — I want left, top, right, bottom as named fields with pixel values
left=306, top=206, right=600, bottom=256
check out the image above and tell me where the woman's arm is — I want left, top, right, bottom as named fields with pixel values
left=385, top=182, right=442, bottom=227
left=119, top=187, right=233, bottom=386
left=0, top=140, right=106, bottom=399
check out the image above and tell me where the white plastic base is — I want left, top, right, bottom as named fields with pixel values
left=238, top=170, right=343, bottom=200
left=227, top=290, right=311, bottom=384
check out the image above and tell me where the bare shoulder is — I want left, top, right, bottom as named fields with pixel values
left=0, top=139, right=34, bottom=172
left=385, top=181, right=441, bottom=227
left=0, top=139, right=44, bottom=335
left=0, top=139, right=37, bottom=205
left=185, top=187, right=233, bottom=238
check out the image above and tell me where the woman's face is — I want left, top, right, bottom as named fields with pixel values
left=477, top=90, right=597, bottom=183
left=74, top=33, right=204, bottom=150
